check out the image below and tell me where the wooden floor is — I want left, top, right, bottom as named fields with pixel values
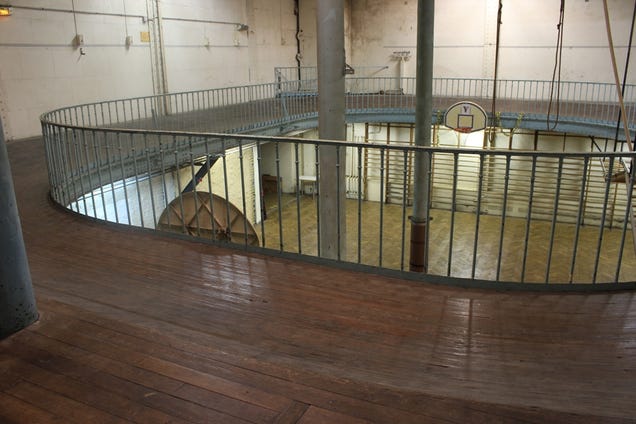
left=2, top=137, right=636, bottom=423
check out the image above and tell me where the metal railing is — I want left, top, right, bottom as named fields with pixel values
left=41, top=76, right=636, bottom=289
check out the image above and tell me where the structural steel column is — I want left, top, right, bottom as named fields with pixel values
left=409, top=0, right=435, bottom=272
left=0, top=120, right=38, bottom=339
left=317, top=0, right=346, bottom=260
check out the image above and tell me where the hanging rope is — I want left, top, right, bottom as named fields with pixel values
left=547, top=0, right=565, bottom=131
left=603, top=0, right=634, bottom=152
left=489, top=0, right=503, bottom=143
left=613, top=0, right=636, bottom=147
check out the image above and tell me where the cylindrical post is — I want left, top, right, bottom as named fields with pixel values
left=409, top=0, right=435, bottom=272
left=0, top=120, right=38, bottom=339
left=317, top=0, right=346, bottom=260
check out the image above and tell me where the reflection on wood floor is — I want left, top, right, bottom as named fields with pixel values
left=262, top=194, right=636, bottom=284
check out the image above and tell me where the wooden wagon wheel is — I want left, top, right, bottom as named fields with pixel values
left=157, top=191, right=259, bottom=246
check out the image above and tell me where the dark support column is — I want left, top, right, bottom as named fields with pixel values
left=317, top=0, right=346, bottom=260
left=409, top=0, right=435, bottom=272
left=0, top=121, right=38, bottom=340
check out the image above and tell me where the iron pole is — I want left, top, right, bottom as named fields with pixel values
left=0, top=120, right=38, bottom=339
left=409, top=0, right=434, bottom=272
left=317, top=0, right=346, bottom=260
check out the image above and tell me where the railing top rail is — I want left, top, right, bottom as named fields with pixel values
left=39, top=121, right=636, bottom=159
left=41, top=77, right=636, bottom=122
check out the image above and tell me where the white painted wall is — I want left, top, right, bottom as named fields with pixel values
left=3, top=0, right=634, bottom=140
left=245, top=0, right=299, bottom=83
left=0, top=0, right=152, bottom=140
left=0, top=0, right=299, bottom=140
left=343, top=0, right=635, bottom=82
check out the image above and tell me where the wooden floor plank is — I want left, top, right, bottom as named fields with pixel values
left=25, top=300, right=437, bottom=423
left=25, top=294, right=630, bottom=424
left=0, top=354, right=192, bottom=424
left=2, top=137, right=636, bottom=423
left=29, top=306, right=293, bottom=414
left=297, top=406, right=371, bottom=424
left=1, top=339, right=257, bottom=424
left=273, top=400, right=310, bottom=424
left=6, top=381, right=128, bottom=424
left=0, top=391, right=72, bottom=424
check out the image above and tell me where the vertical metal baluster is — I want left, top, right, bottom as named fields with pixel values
left=180, top=93, right=185, bottom=125
left=275, top=142, right=284, bottom=251
left=256, top=141, right=265, bottom=247
left=81, top=129, right=97, bottom=217
left=130, top=133, right=145, bottom=228
left=158, top=134, right=170, bottom=229
left=87, top=104, right=93, bottom=127
left=378, top=148, right=385, bottom=267
left=315, top=143, right=321, bottom=256
left=197, top=92, right=202, bottom=128
left=221, top=139, right=232, bottom=243
left=115, top=100, right=120, bottom=124
left=336, top=145, right=343, bottom=261
left=357, top=145, right=363, bottom=264
left=521, top=155, right=537, bottom=283
left=143, top=97, right=149, bottom=124
left=126, top=99, right=132, bottom=124
left=174, top=136, right=187, bottom=234
left=65, top=129, right=83, bottom=213
left=238, top=139, right=249, bottom=246
left=496, top=154, right=512, bottom=282
left=295, top=142, right=302, bottom=254
left=105, top=134, right=119, bottom=223
left=187, top=136, right=201, bottom=237
left=74, top=105, right=81, bottom=128
left=615, top=160, right=635, bottom=282
left=471, top=153, right=485, bottom=279
left=142, top=133, right=158, bottom=228
left=99, top=102, right=106, bottom=127
left=47, top=124, right=59, bottom=204
left=204, top=139, right=217, bottom=238
left=545, top=156, right=564, bottom=283
left=400, top=149, right=408, bottom=271
left=117, top=132, right=131, bottom=224
left=42, top=125, right=57, bottom=203
left=59, top=127, right=77, bottom=210
left=59, top=127, right=73, bottom=208
left=71, top=129, right=88, bottom=214
left=242, top=86, right=247, bottom=129
left=593, top=156, right=615, bottom=283
left=448, top=152, right=459, bottom=277
left=40, top=124, right=54, bottom=201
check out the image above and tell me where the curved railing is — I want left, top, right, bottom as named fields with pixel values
left=41, top=77, right=636, bottom=289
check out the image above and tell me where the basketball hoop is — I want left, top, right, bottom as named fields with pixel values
left=444, top=101, right=488, bottom=134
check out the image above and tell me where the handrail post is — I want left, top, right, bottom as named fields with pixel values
left=410, top=0, right=434, bottom=272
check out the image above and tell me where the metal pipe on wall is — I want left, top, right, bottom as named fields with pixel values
left=409, top=0, right=434, bottom=272
left=317, top=0, right=347, bottom=260
left=0, top=118, right=38, bottom=340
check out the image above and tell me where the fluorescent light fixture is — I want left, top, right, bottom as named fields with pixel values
left=0, top=6, right=12, bottom=16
